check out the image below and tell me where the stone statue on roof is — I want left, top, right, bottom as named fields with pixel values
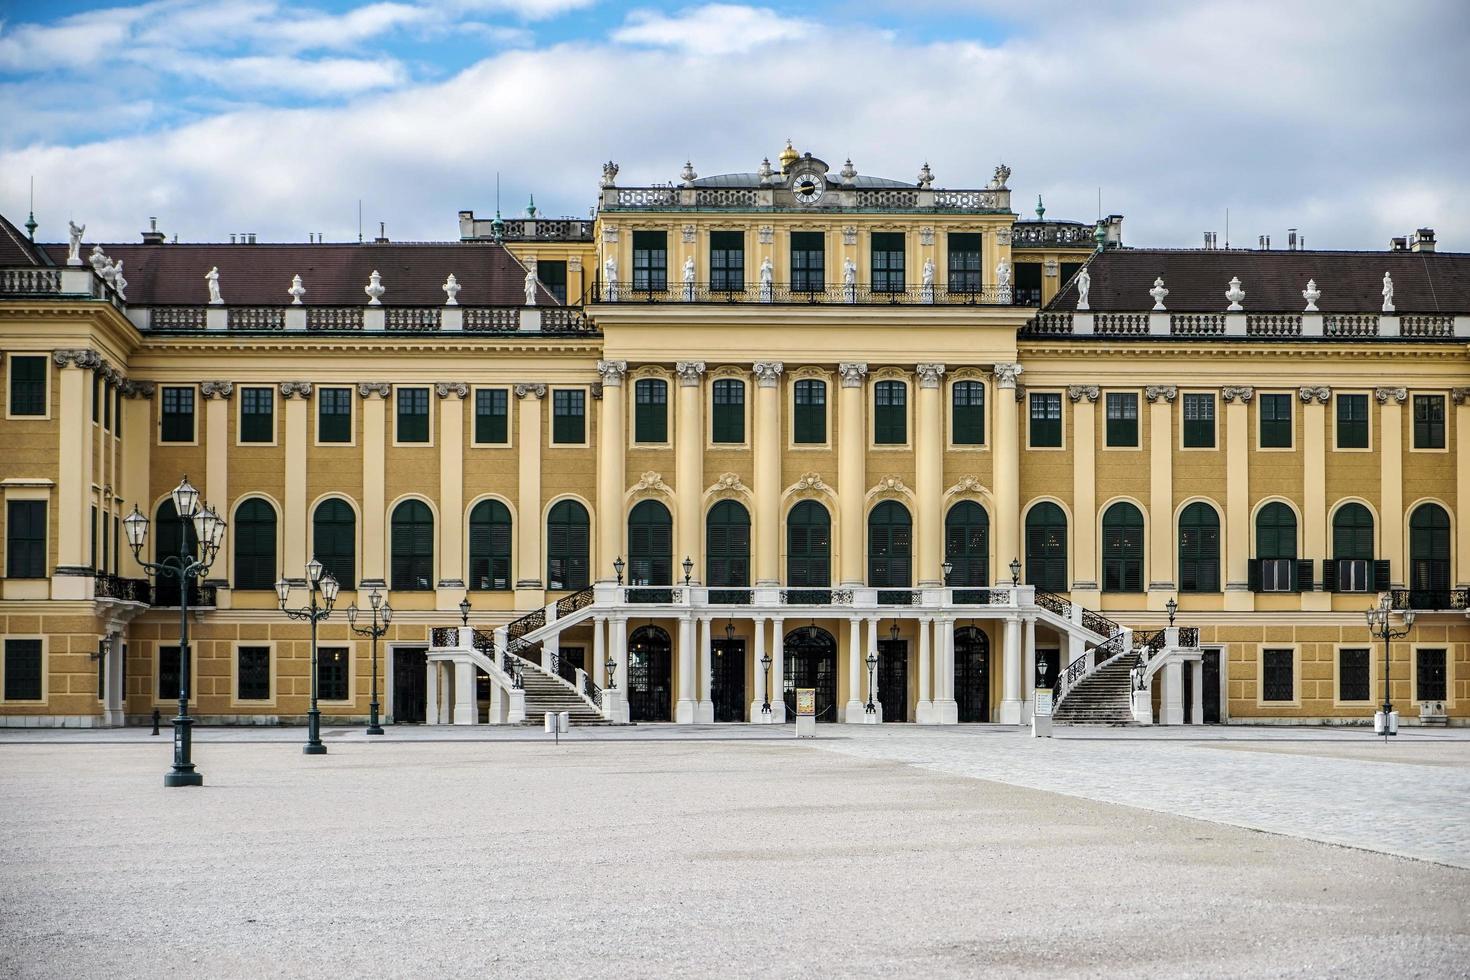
left=1381, top=272, right=1394, bottom=313
left=206, top=266, right=223, bottom=305
left=89, top=244, right=108, bottom=275
left=1076, top=266, right=1090, bottom=310
left=66, top=221, right=85, bottom=266
left=111, top=259, right=126, bottom=299
left=604, top=256, right=618, bottom=301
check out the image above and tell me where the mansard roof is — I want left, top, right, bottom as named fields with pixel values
left=1050, top=247, right=1470, bottom=314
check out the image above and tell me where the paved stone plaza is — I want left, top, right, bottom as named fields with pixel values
left=1, top=726, right=1467, bottom=978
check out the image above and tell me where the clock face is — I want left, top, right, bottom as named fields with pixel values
left=792, top=171, right=824, bottom=205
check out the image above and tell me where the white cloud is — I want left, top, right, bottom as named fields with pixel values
left=613, top=4, right=813, bottom=55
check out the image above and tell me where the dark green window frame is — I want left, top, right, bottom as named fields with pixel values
left=874, top=380, right=907, bottom=445
left=468, top=499, right=512, bottom=591
left=103, top=379, right=113, bottom=430
left=546, top=499, right=590, bottom=590
left=92, top=374, right=101, bottom=424
left=1029, top=392, right=1062, bottom=448
left=552, top=389, right=585, bottom=444
left=944, top=501, right=989, bottom=586
left=3, top=638, right=43, bottom=701
left=1024, top=502, right=1068, bottom=592
left=1101, top=502, right=1144, bottom=592
left=9, top=355, right=47, bottom=416
left=538, top=260, right=568, bottom=304
left=239, top=387, right=275, bottom=443
left=158, top=645, right=183, bottom=701
left=6, top=499, right=46, bottom=579
left=871, top=232, right=905, bottom=293
left=390, top=500, right=434, bottom=591
left=793, top=379, right=826, bottom=444
left=786, top=500, right=831, bottom=588
left=1413, top=394, right=1445, bottom=449
left=709, top=231, right=744, bottom=293
left=790, top=231, right=824, bottom=293
left=1105, top=392, right=1139, bottom=447
left=474, top=388, right=509, bottom=445
left=318, top=387, right=353, bottom=443
left=951, top=381, right=985, bottom=445
left=711, top=378, right=745, bottom=444
left=705, top=500, right=750, bottom=587
left=396, top=387, right=430, bottom=443
left=1178, top=502, right=1220, bottom=593
left=1254, top=501, right=1298, bottom=592
left=947, top=232, right=982, bottom=293
left=1338, top=648, right=1370, bottom=702
left=237, top=646, right=271, bottom=701
left=1182, top=393, right=1215, bottom=448
left=1259, top=393, right=1293, bottom=448
left=233, top=498, right=278, bottom=590
left=867, top=500, right=912, bottom=588
left=317, top=647, right=350, bottom=701
left=1336, top=393, right=1369, bottom=449
left=312, top=498, right=356, bottom=589
left=1262, top=649, right=1294, bottom=701
left=160, top=386, right=195, bottom=443
left=634, top=378, right=668, bottom=443
left=1416, top=648, right=1447, bottom=702
left=632, top=230, right=667, bottom=291
left=628, top=500, right=672, bottom=586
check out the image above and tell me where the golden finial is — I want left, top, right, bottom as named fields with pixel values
left=778, top=138, right=798, bottom=175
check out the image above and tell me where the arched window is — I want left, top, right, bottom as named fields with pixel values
left=1178, top=502, right=1220, bottom=593
left=312, top=499, right=356, bottom=590
left=1101, top=502, right=1144, bottom=593
left=627, top=625, right=672, bottom=722
left=1253, top=502, right=1298, bottom=592
left=706, top=500, right=750, bottom=588
left=944, top=501, right=989, bottom=587
left=1330, top=503, right=1375, bottom=593
left=468, top=500, right=512, bottom=591
left=786, top=500, right=831, bottom=589
left=1409, top=503, right=1451, bottom=608
left=868, top=500, right=913, bottom=588
left=627, top=499, right=672, bottom=586
left=153, top=499, right=198, bottom=606
left=546, top=500, right=589, bottom=591
left=390, top=500, right=434, bottom=591
left=233, top=498, right=278, bottom=590
left=1024, top=502, right=1068, bottom=592
left=783, top=625, right=837, bottom=722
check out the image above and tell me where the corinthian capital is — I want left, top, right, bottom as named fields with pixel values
left=915, top=363, right=946, bottom=389
left=837, top=362, right=868, bottom=388
left=752, top=361, right=784, bottom=388
left=993, top=362, right=1023, bottom=389
left=675, top=361, right=706, bottom=386
left=596, top=359, right=628, bottom=386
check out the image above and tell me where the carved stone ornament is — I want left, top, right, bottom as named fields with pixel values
left=122, top=379, right=156, bottom=399
left=946, top=475, right=989, bottom=498
left=915, top=363, right=946, bottom=388
left=52, top=348, right=101, bottom=370
left=514, top=383, right=547, bottom=400
left=602, top=223, right=619, bottom=244
left=601, top=161, right=619, bottom=188
left=1451, top=387, right=1470, bottom=405
left=279, top=381, right=314, bottom=399
left=199, top=381, right=234, bottom=399
left=1145, top=385, right=1177, bottom=404
left=675, top=361, right=706, bottom=386
left=793, top=472, right=827, bottom=493
left=993, top=363, right=1024, bottom=389
left=1220, top=385, right=1254, bottom=404
left=1302, top=278, right=1321, bottom=312
left=1150, top=277, right=1169, bottom=311
left=1297, top=385, right=1331, bottom=404
left=752, top=361, right=784, bottom=387
left=995, top=228, right=1012, bottom=246
left=919, top=226, right=935, bottom=247
left=1014, top=384, right=1027, bottom=402
left=710, top=472, right=749, bottom=498
left=1374, top=386, right=1407, bottom=405
left=590, top=382, right=603, bottom=400
left=288, top=275, right=306, bottom=306
left=568, top=255, right=582, bottom=273
left=1044, top=257, right=1058, bottom=278
left=1225, top=277, right=1245, bottom=311
left=681, top=224, right=696, bottom=244
left=596, top=360, right=628, bottom=386
left=837, top=362, right=868, bottom=388
left=364, top=270, right=385, bottom=306
left=435, top=382, right=469, bottom=399
left=632, top=471, right=673, bottom=496
left=871, top=476, right=910, bottom=498
left=842, top=226, right=857, bottom=246
left=1067, top=384, right=1100, bottom=403
left=758, top=226, right=774, bottom=245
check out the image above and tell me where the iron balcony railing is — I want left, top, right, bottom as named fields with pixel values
left=590, top=281, right=1023, bottom=306
left=94, top=572, right=152, bottom=604
left=1389, top=588, right=1469, bottom=611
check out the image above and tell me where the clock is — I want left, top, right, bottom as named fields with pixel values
left=792, top=171, right=825, bottom=205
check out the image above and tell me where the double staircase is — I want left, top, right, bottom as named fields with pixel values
left=517, top=668, right=613, bottom=726
left=1053, top=650, right=1141, bottom=725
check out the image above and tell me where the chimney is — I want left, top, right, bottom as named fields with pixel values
left=141, top=216, right=166, bottom=245
left=230, top=233, right=237, bottom=244
left=374, top=221, right=389, bottom=244
left=1103, top=214, right=1123, bottom=246
left=1389, top=236, right=1408, bottom=251
left=1287, top=228, right=1298, bottom=250
left=1410, top=228, right=1436, bottom=252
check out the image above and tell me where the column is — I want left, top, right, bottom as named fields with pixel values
left=1069, top=386, right=1099, bottom=598
left=439, top=663, right=453, bottom=725
left=592, top=616, right=606, bottom=687
left=1223, top=387, right=1253, bottom=609
left=437, top=383, right=467, bottom=602
left=119, top=385, right=153, bottom=580
left=1021, top=615, right=1036, bottom=723
left=611, top=616, right=629, bottom=691
left=844, top=616, right=864, bottom=722
left=999, top=615, right=1022, bottom=724
left=1190, top=659, right=1205, bottom=724
left=935, top=617, right=957, bottom=723
left=53, top=352, right=91, bottom=593
left=916, top=615, right=933, bottom=723
left=696, top=615, right=714, bottom=723
left=676, top=362, right=706, bottom=583
left=425, top=659, right=439, bottom=725
left=915, top=364, right=946, bottom=585
left=1301, top=387, right=1330, bottom=610
left=1146, top=386, right=1176, bottom=608
left=596, top=361, right=628, bottom=582
left=837, top=362, right=868, bottom=585
left=1456, top=390, right=1470, bottom=586
left=751, top=616, right=769, bottom=722
left=770, top=616, right=786, bottom=722
left=103, top=631, right=125, bottom=726
left=361, top=383, right=389, bottom=587
left=514, top=383, right=545, bottom=606
left=1377, top=387, right=1406, bottom=588
left=202, top=383, right=232, bottom=585
left=674, top=615, right=695, bottom=723
left=993, top=364, right=1023, bottom=578
left=752, top=363, right=784, bottom=585
left=283, top=384, right=310, bottom=577
left=1161, top=660, right=1184, bottom=725
left=453, top=659, right=476, bottom=725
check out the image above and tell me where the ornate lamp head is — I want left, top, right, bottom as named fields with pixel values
left=275, top=576, right=291, bottom=606
left=1402, top=608, right=1416, bottom=628
left=682, top=555, right=694, bottom=585
left=725, top=620, right=735, bottom=641
left=123, top=505, right=149, bottom=556
left=1009, top=557, right=1022, bottom=585
left=171, top=476, right=200, bottom=519
left=1165, top=596, right=1178, bottom=627
left=369, top=587, right=382, bottom=610
left=942, top=559, right=954, bottom=583
left=761, top=651, right=772, bottom=668
left=866, top=650, right=878, bottom=668
left=347, top=603, right=359, bottom=626
left=306, top=557, right=324, bottom=585
left=459, top=594, right=471, bottom=626
left=320, top=573, right=340, bottom=606
left=613, top=555, right=625, bottom=585
left=889, top=622, right=900, bottom=642
left=382, top=602, right=393, bottom=625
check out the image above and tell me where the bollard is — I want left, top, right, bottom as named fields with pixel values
left=151, top=708, right=161, bottom=735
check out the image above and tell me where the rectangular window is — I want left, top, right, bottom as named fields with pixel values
left=1336, top=393, right=1369, bottom=449
left=711, top=378, right=745, bottom=443
left=93, top=374, right=101, bottom=423
left=158, top=645, right=182, bottom=701
left=951, top=381, right=985, bottom=445
left=537, top=260, right=568, bottom=304
left=635, top=378, right=668, bottom=443
left=6, top=499, right=46, bottom=578
left=1105, top=392, right=1139, bottom=447
left=115, top=389, right=123, bottom=440
left=1262, top=649, right=1294, bottom=702
left=632, top=230, right=667, bottom=291
left=396, top=387, right=430, bottom=443
left=552, top=389, right=585, bottom=444
left=103, top=381, right=113, bottom=431
left=318, top=387, right=353, bottom=443
left=1339, top=648, right=1370, bottom=702
left=102, top=516, right=109, bottom=575
left=794, top=379, right=826, bottom=444
left=874, top=380, right=907, bottom=444
left=1259, top=393, right=1293, bottom=448
left=871, top=232, right=905, bottom=293
left=3, top=639, right=43, bottom=701
left=1413, top=394, right=1446, bottom=449
left=947, top=232, right=982, bottom=293
left=237, top=646, right=271, bottom=701
left=317, top=647, right=349, bottom=701
left=1029, top=392, right=1062, bottom=448
left=240, top=386, right=274, bottom=443
left=709, top=231, right=744, bottom=293
left=1182, top=393, right=1215, bottom=448
left=160, top=386, right=195, bottom=442
left=9, top=355, right=47, bottom=416
left=1416, top=648, right=1447, bottom=702
left=474, top=388, right=508, bottom=444
left=91, top=505, right=97, bottom=570
left=790, top=231, right=824, bottom=293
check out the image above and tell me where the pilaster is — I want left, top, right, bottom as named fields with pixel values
left=915, top=363, right=945, bottom=585
left=436, top=383, right=468, bottom=601
left=53, top=352, right=91, bottom=585
left=675, top=362, right=705, bottom=583
left=1068, top=385, right=1099, bottom=599
left=201, top=381, right=233, bottom=584
left=514, top=383, right=546, bottom=606
left=993, top=363, right=1023, bottom=579
left=752, top=362, right=783, bottom=585
left=837, top=362, right=868, bottom=586
left=1146, top=385, right=1176, bottom=608
left=1377, top=387, right=1406, bottom=588
left=596, top=361, right=628, bottom=582
left=358, top=383, right=390, bottom=586
left=1456, top=389, right=1470, bottom=585
left=280, top=382, right=311, bottom=579
left=1222, top=386, right=1253, bottom=610
left=1300, top=386, right=1330, bottom=610
left=119, top=381, right=154, bottom=579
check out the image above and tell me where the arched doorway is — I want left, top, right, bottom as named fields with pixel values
left=954, top=626, right=990, bottom=722
left=628, top=500, right=673, bottom=587
left=786, top=500, right=832, bottom=588
left=1409, top=503, right=1451, bottom=608
left=945, top=501, right=989, bottom=587
left=1025, top=502, right=1068, bottom=592
left=867, top=500, right=912, bottom=588
left=784, top=626, right=837, bottom=722
left=627, top=624, right=672, bottom=722
left=153, top=499, right=198, bottom=606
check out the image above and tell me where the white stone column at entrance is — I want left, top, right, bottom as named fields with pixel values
left=439, top=663, right=453, bottom=724
left=1021, top=616, right=1036, bottom=724
left=425, top=660, right=439, bottom=724
left=696, top=615, right=714, bottom=723
left=676, top=615, right=697, bottom=723
left=1190, top=660, right=1204, bottom=724
left=751, top=616, right=770, bottom=722
left=916, top=616, right=934, bottom=723
left=770, top=617, right=786, bottom=722
left=935, top=617, right=958, bottom=724
left=844, top=617, right=865, bottom=722
left=592, top=617, right=606, bottom=687
left=453, top=660, right=476, bottom=725
left=999, top=616, right=1023, bottom=724
left=103, top=631, right=125, bottom=726
left=1162, top=659, right=1184, bottom=725
left=612, top=617, right=628, bottom=691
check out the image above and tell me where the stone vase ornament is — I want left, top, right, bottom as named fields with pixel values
left=365, top=270, right=385, bottom=306
left=288, top=275, right=306, bottom=305
left=443, top=274, right=460, bottom=306
left=1225, top=277, right=1245, bottom=311
left=1302, top=279, right=1320, bottom=312
left=1150, top=277, right=1169, bottom=311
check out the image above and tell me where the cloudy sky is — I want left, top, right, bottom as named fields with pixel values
left=1, top=0, right=1467, bottom=249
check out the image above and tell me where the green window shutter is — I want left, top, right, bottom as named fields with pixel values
left=237, top=647, right=271, bottom=700
left=318, top=388, right=353, bottom=442
left=475, top=389, right=508, bottom=444
left=1295, top=559, right=1314, bottom=593
left=391, top=501, right=433, bottom=590
left=4, top=639, right=44, bottom=700
left=1029, top=393, right=1062, bottom=447
left=874, top=381, right=907, bottom=444
left=240, top=387, right=274, bottom=442
left=1321, top=559, right=1337, bottom=594
left=1372, top=559, right=1392, bottom=592
left=469, top=501, right=512, bottom=591
left=1335, top=394, right=1368, bottom=449
left=1260, top=394, right=1292, bottom=448
left=952, top=382, right=984, bottom=445
left=635, top=379, right=668, bottom=442
left=7, top=499, right=47, bottom=578
left=553, top=390, right=585, bottom=444
left=546, top=500, right=589, bottom=590
left=1105, top=393, right=1138, bottom=447
left=1182, top=394, right=1215, bottom=448
left=160, top=386, right=195, bottom=442
left=9, top=356, right=47, bottom=416
left=233, top=499, right=278, bottom=589
left=794, top=380, right=826, bottom=443
left=712, top=379, right=745, bottom=443
left=396, top=388, right=430, bottom=443
left=1247, top=558, right=1261, bottom=593
left=312, top=499, right=356, bottom=589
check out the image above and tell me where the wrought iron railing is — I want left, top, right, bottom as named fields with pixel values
left=501, top=650, right=524, bottom=688
left=591, top=281, right=1017, bottom=306
left=1178, top=627, right=1200, bottom=648
left=506, top=607, right=546, bottom=641
left=1131, top=628, right=1165, bottom=652
left=151, top=582, right=216, bottom=608
left=1033, top=590, right=1071, bottom=619
left=551, top=650, right=579, bottom=687
left=1081, top=607, right=1119, bottom=637
left=876, top=589, right=921, bottom=606
left=555, top=587, right=595, bottom=618
left=94, top=572, right=151, bottom=603
left=429, top=626, right=457, bottom=647
left=779, top=589, right=853, bottom=605
left=1389, top=588, right=1469, bottom=611
left=583, top=674, right=603, bottom=709
left=708, top=589, right=753, bottom=605
left=626, top=587, right=679, bottom=604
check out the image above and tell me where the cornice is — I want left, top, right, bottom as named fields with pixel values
left=1018, top=338, right=1470, bottom=361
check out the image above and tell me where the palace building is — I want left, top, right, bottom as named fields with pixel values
left=0, top=143, right=1466, bottom=729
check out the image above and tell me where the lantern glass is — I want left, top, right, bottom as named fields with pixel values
left=347, top=604, right=359, bottom=625
left=320, top=573, right=340, bottom=604
left=275, top=576, right=291, bottom=604
left=171, top=477, right=200, bottom=518
left=1009, top=557, right=1022, bottom=584
left=306, top=557, right=324, bottom=584
left=123, top=506, right=149, bottom=551
left=382, top=603, right=393, bottom=625
left=369, top=588, right=382, bottom=610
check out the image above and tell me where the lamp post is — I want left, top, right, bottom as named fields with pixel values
left=613, top=556, right=625, bottom=586
left=277, top=558, right=339, bottom=755
left=682, top=555, right=694, bottom=586
left=347, top=586, right=392, bottom=736
left=1365, top=593, right=1416, bottom=740
left=1166, top=596, right=1178, bottom=627
left=865, top=649, right=879, bottom=715
left=1009, top=557, right=1021, bottom=586
left=605, top=654, right=617, bottom=690
left=942, top=559, right=953, bottom=587
left=459, top=592, right=471, bottom=626
left=761, top=648, right=773, bottom=716
left=124, top=476, right=226, bottom=788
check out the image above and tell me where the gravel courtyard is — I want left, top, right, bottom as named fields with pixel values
left=2, top=729, right=1468, bottom=979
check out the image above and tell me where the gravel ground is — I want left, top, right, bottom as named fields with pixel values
left=1, top=740, right=1467, bottom=980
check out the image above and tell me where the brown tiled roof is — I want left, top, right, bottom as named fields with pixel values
left=1050, top=248, right=1470, bottom=314
left=0, top=213, right=46, bottom=267
left=35, top=240, right=555, bottom=307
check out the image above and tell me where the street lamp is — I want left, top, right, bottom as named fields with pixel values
left=682, top=555, right=694, bottom=586
left=348, top=585, right=393, bottom=736
left=459, top=592, right=471, bottom=626
left=1009, top=557, right=1022, bottom=586
left=1166, top=596, right=1178, bottom=627
left=613, top=556, right=625, bottom=586
left=124, top=476, right=225, bottom=788
left=1365, top=594, right=1416, bottom=740
left=278, top=559, right=339, bottom=755
left=605, top=654, right=617, bottom=689
left=865, top=649, right=879, bottom=714
left=942, top=559, right=953, bottom=586
left=761, top=649, right=772, bottom=716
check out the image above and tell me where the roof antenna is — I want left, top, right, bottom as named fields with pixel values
left=25, top=176, right=38, bottom=241
left=358, top=199, right=363, bottom=244
left=1224, top=208, right=1230, bottom=249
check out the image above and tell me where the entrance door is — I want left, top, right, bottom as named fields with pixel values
left=1201, top=649, right=1222, bottom=723
left=877, top=639, right=908, bottom=722
left=784, top=626, right=837, bottom=722
left=954, top=627, right=990, bottom=722
left=393, top=648, right=427, bottom=723
left=628, top=625, right=672, bottom=722
left=712, top=638, right=746, bottom=722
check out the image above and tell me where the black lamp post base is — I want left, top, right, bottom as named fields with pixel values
left=165, top=770, right=203, bottom=787
left=302, top=743, right=328, bottom=755
left=366, top=725, right=385, bottom=735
